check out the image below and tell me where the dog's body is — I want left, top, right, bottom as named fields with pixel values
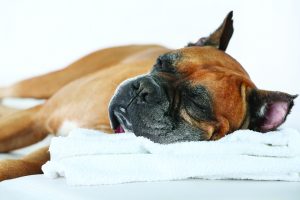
left=0, top=45, right=169, bottom=149
left=0, top=12, right=296, bottom=181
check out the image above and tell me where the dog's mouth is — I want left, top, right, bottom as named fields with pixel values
left=115, top=125, right=125, bottom=134
left=109, top=107, right=132, bottom=134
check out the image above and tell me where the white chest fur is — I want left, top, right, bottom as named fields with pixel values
left=57, top=121, right=79, bottom=136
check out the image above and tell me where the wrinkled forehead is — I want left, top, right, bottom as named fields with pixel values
left=155, top=46, right=255, bottom=89
left=169, top=46, right=249, bottom=77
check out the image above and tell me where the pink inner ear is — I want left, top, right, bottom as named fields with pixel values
left=261, top=102, right=289, bottom=131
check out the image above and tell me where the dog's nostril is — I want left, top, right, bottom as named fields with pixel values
left=131, top=77, right=161, bottom=104
left=140, top=91, right=149, bottom=102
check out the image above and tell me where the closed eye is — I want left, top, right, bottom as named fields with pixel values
left=181, top=85, right=214, bottom=121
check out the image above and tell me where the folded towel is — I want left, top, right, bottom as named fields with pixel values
left=42, top=128, right=300, bottom=185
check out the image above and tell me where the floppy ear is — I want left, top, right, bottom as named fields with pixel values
left=187, top=11, right=234, bottom=51
left=247, top=89, right=297, bottom=132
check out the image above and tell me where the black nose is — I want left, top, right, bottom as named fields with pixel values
left=131, top=76, right=161, bottom=104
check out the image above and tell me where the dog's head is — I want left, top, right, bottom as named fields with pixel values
left=109, top=11, right=297, bottom=143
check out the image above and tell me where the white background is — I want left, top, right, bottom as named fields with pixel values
left=0, top=0, right=299, bottom=129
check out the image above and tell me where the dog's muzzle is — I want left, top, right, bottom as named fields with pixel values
left=109, top=75, right=165, bottom=133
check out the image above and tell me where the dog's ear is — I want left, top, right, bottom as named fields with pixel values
left=187, top=11, right=234, bottom=51
left=247, top=89, right=297, bottom=132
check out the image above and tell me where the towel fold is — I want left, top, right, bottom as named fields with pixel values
left=42, top=128, right=300, bottom=185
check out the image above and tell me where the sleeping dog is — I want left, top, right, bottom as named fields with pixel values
left=0, top=12, right=296, bottom=180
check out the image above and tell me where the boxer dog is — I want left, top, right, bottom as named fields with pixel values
left=0, top=12, right=297, bottom=181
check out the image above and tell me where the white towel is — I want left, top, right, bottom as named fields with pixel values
left=42, top=128, right=300, bottom=185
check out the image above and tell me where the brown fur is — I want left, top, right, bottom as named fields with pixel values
left=0, top=105, right=18, bottom=118
left=0, top=146, right=49, bottom=180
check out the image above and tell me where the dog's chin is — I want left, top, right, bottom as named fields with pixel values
left=109, top=107, right=133, bottom=134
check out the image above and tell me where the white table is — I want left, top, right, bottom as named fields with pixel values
left=1, top=174, right=300, bottom=200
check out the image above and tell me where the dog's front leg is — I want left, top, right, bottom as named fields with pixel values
left=0, top=146, right=49, bottom=181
